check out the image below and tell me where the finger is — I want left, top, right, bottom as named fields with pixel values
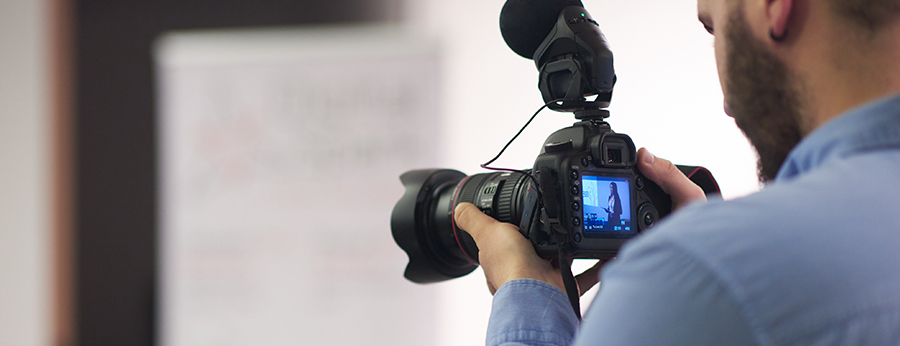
left=637, top=148, right=706, bottom=209
left=574, top=257, right=612, bottom=296
left=454, top=202, right=510, bottom=241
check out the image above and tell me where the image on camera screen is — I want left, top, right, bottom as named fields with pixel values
left=582, top=175, right=632, bottom=232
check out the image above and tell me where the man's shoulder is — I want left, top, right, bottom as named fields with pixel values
left=612, top=152, right=900, bottom=344
left=639, top=149, right=900, bottom=256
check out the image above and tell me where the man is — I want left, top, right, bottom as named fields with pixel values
left=455, top=0, right=900, bottom=344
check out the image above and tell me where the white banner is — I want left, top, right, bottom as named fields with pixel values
left=156, top=26, right=443, bottom=346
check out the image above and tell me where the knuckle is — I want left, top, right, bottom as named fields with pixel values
left=454, top=203, right=471, bottom=221
left=649, top=157, right=681, bottom=187
left=456, top=203, right=478, bottom=221
left=660, top=158, right=680, bottom=178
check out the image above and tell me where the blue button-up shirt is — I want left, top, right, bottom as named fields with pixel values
left=487, top=94, right=900, bottom=345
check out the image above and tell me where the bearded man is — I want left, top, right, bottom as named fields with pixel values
left=454, top=0, right=900, bottom=344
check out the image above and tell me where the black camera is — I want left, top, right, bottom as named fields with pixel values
left=391, top=0, right=719, bottom=284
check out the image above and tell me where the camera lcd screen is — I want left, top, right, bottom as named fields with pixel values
left=582, top=175, right=632, bottom=232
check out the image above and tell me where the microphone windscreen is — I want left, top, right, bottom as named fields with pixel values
left=500, top=0, right=584, bottom=59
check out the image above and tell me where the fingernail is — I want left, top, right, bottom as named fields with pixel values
left=642, top=149, right=655, bottom=165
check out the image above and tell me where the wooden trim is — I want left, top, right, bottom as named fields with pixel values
left=48, top=0, right=75, bottom=344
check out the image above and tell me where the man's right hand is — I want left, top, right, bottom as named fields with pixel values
left=636, top=147, right=707, bottom=210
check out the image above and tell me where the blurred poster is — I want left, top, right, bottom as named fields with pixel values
left=156, top=26, right=442, bottom=346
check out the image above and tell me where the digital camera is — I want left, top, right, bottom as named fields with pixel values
left=391, top=0, right=719, bottom=284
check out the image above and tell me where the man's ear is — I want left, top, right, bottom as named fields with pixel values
left=767, top=0, right=794, bottom=41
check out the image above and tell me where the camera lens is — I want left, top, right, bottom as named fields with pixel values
left=391, top=169, right=535, bottom=283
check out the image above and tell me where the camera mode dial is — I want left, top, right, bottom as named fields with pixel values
left=545, top=140, right=574, bottom=154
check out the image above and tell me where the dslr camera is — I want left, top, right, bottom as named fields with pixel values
left=392, top=0, right=719, bottom=284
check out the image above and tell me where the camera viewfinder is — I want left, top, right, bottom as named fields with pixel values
left=597, top=137, right=632, bottom=167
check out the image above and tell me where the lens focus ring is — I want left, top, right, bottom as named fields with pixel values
left=457, top=174, right=489, bottom=208
left=497, top=179, right=517, bottom=223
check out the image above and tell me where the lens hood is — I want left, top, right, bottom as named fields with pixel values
left=391, top=169, right=478, bottom=283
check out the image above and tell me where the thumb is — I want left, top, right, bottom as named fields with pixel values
left=454, top=203, right=500, bottom=241
left=637, top=148, right=706, bottom=209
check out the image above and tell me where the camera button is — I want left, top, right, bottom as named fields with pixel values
left=570, top=186, right=579, bottom=195
left=644, top=213, right=654, bottom=227
left=570, top=170, right=579, bottom=180
left=571, top=202, right=580, bottom=211
left=581, top=157, right=590, bottom=167
left=636, top=177, right=645, bottom=190
left=572, top=218, right=581, bottom=226
left=573, top=233, right=582, bottom=243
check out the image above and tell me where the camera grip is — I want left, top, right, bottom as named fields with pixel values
left=637, top=165, right=720, bottom=229
left=676, top=165, right=720, bottom=196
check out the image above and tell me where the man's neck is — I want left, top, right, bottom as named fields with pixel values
left=796, top=20, right=900, bottom=135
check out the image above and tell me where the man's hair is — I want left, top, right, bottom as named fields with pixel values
left=829, top=0, right=900, bottom=31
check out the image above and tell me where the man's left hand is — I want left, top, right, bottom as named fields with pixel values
left=454, top=202, right=607, bottom=295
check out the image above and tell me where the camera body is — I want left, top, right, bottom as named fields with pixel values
left=520, top=116, right=668, bottom=259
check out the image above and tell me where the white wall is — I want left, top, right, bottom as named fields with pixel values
left=0, top=0, right=52, bottom=345
left=404, top=1, right=761, bottom=345
left=407, top=0, right=759, bottom=195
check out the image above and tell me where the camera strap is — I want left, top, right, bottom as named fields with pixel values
left=538, top=165, right=583, bottom=320
left=557, top=243, right=582, bottom=321
left=538, top=166, right=561, bottom=219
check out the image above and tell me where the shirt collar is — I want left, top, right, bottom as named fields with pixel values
left=776, top=93, right=900, bottom=181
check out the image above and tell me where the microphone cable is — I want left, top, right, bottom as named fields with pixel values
left=480, top=99, right=584, bottom=320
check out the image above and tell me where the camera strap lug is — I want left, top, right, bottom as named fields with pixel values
left=537, top=166, right=568, bottom=237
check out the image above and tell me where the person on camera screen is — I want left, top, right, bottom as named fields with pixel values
left=454, top=0, right=900, bottom=344
left=605, top=182, right=622, bottom=227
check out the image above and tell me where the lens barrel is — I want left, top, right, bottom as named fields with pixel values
left=391, top=169, right=533, bottom=283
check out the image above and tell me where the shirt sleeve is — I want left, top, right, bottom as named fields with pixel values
left=486, top=279, right=580, bottom=346
left=486, top=235, right=761, bottom=346
left=574, top=236, right=759, bottom=346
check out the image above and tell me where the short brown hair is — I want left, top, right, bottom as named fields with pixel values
left=829, top=0, right=900, bottom=31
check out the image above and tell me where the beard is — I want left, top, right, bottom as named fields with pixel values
left=724, top=8, right=805, bottom=183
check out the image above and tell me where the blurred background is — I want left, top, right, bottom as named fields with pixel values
left=0, top=0, right=759, bottom=345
